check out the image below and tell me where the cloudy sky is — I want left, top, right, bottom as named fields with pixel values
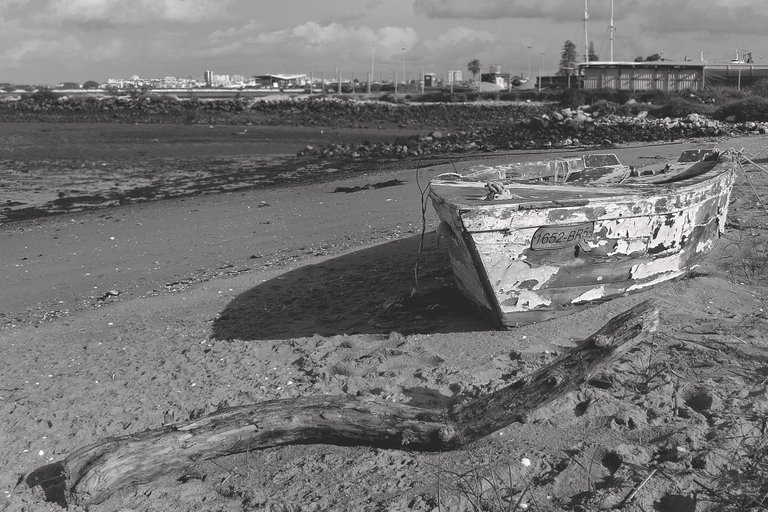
left=1, top=0, right=766, bottom=85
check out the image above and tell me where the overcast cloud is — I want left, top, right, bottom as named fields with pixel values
left=0, top=0, right=764, bottom=84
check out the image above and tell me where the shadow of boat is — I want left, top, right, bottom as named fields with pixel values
left=212, top=233, right=493, bottom=340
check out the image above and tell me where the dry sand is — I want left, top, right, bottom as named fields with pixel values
left=1, top=127, right=768, bottom=511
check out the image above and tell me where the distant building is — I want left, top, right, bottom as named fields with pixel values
left=105, top=75, right=198, bottom=89
left=577, top=61, right=706, bottom=92
left=446, top=70, right=463, bottom=84
left=253, top=74, right=309, bottom=89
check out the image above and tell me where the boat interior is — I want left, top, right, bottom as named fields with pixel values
left=437, top=149, right=725, bottom=187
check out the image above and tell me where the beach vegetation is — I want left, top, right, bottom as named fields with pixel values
left=29, top=86, right=59, bottom=103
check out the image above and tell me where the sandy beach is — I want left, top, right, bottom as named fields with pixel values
left=2, top=125, right=768, bottom=511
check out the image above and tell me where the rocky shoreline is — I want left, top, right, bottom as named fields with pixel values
left=299, top=106, right=768, bottom=159
left=3, top=95, right=768, bottom=225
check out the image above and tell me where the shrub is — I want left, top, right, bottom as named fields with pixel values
left=558, top=88, right=589, bottom=108
left=590, top=99, right=620, bottom=115
left=700, top=85, right=748, bottom=104
left=379, top=93, right=407, bottom=104
left=714, top=96, right=768, bottom=121
left=749, top=77, right=768, bottom=98
left=28, top=86, right=59, bottom=103
left=651, top=95, right=712, bottom=118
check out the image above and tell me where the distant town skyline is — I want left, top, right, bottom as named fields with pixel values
left=1, top=0, right=767, bottom=85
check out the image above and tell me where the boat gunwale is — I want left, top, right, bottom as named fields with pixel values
left=428, top=164, right=736, bottom=213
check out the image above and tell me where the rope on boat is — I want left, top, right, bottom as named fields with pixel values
left=733, top=146, right=768, bottom=217
left=414, top=158, right=430, bottom=294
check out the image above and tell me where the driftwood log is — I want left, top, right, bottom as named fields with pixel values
left=27, top=299, right=659, bottom=506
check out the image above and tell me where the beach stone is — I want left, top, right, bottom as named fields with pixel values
left=655, top=494, right=696, bottom=512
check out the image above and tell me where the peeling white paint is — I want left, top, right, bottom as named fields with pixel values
left=500, top=290, right=552, bottom=312
left=573, top=286, right=606, bottom=303
left=429, top=152, right=736, bottom=326
left=488, top=260, right=558, bottom=294
left=696, top=238, right=715, bottom=253
left=630, top=254, right=684, bottom=280
left=626, top=269, right=688, bottom=292
left=608, top=238, right=649, bottom=256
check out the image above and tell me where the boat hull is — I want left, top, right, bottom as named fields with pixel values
left=429, top=155, right=736, bottom=327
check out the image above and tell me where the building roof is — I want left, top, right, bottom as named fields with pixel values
left=253, top=74, right=308, bottom=80
left=577, top=61, right=707, bottom=68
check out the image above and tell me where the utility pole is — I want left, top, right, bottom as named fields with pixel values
left=584, top=0, right=589, bottom=63
left=539, top=52, right=545, bottom=92
left=527, top=44, right=533, bottom=79
left=369, top=45, right=374, bottom=95
left=401, top=47, right=406, bottom=92
left=609, top=0, right=615, bottom=61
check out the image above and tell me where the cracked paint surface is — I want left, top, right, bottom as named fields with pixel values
left=429, top=151, right=737, bottom=326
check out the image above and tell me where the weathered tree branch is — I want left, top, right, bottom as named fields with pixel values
left=27, top=299, right=659, bottom=507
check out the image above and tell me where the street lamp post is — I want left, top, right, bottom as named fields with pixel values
left=401, top=47, right=406, bottom=92
left=527, top=44, right=533, bottom=79
left=539, top=52, right=545, bottom=92
left=369, top=45, right=375, bottom=95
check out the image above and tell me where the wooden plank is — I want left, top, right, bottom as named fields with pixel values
left=430, top=166, right=734, bottom=213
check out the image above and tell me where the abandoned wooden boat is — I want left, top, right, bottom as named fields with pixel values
left=428, top=149, right=737, bottom=327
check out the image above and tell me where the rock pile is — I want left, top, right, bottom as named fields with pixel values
left=3, top=94, right=767, bottom=158
left=0, top=94, right=550, bottom=127
left=298, top=107, right=768, bottom=159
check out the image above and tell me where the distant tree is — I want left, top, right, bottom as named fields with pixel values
left=467, top=59, right=481, bottom=81
left=558, top=40, right=578, bottom=76
left=57, top=82, right=81, bottom=90
left=635, top=53, right=662, bottom=62
left=588, top=41, right=599, bottom=62
left=30, top=86, right=58, bottom=103
left=126, top=82, right=152, bottom=98
left=83, top=80, right=100, bottom=89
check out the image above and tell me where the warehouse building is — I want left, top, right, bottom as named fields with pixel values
left=577, top=61, right=706, bottom=92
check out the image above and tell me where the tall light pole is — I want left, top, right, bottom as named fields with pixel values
left=401, top=47, right=406, bottom=91
left=369, top=45, right=375, bottom=95
left=539, top=52, right=545, bottom=92
left=609, top=0, right=615, bottom=61
left=584, top=0, right=589, bottom=63
left=527, top=44, right=533, bottom=79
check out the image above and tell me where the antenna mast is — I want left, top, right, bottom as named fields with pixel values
left=609, top=0, right=615, bottom=61
left=584, top=0, right=589, bottom=63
